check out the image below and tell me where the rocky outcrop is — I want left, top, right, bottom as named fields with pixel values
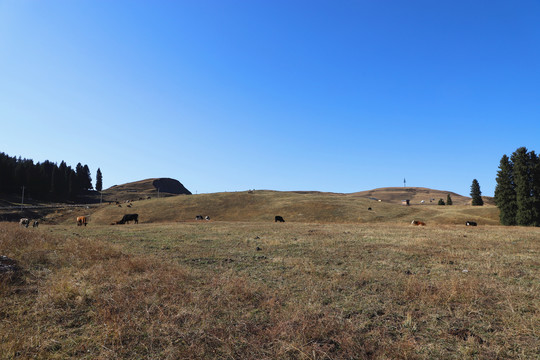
left=152, top=178, right=192, bottom=195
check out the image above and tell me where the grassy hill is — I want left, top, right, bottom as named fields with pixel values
left=353, top=187, right=469, bottom=205
left=102, top=178, right=191, bottom=202
left=0, top=178, right=498, bottom=225
left=47, top=188, right=499, bottom=226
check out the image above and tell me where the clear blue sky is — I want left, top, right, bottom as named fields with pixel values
left=1, top=1, right=539, bottom=196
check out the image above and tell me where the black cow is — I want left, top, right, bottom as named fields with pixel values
left=117, top=214, right=139, bottom=224
left=466, top=221, right=477, bottom=226
left=195, top=215, right=204, bottom=220
left=275, top=216, right=285, bottom=222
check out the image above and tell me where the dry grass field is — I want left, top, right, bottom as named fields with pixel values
left=351, top=187, right=475, bottom=205
left=43, top=189, right=500, bottom=227
left=1, top=217, right=538, bottom=359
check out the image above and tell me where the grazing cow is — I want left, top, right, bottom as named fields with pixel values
left=32, top=220, right=39, bottom=228
left=275, top=216, right=285, bottom=223
left=466, top=221, right=477, bottom=226
left=117, top=214, right=139, bottom=224
left=205, top=216, right=210, bottom=220
left=77, top=216, right=87, bottom=226
left=19, top=218, right=29, bottom=227
left=368, top=207, right=372, bottom=211
left=411, top=220, right=426, bottom=226
left=195, top=215, right=204, bottom=220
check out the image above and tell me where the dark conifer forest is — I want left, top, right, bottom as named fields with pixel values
left=0, top=152, right=95, bottom=201
left=495, top=147, right=540, bottom=226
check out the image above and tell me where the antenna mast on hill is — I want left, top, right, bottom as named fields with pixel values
left=404, top=178, right=406, bottom=187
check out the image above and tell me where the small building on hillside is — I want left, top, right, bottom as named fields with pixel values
left=402, top=199, right=410, bottom=206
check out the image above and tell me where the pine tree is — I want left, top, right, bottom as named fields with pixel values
left=96, top=168, right=103, bottom=192
left=50, top=166, right=60, bottom=197
left=495, top=154, right=517, bottom=225
left=75, top=163, right=85, bottom=194
left=512, top=147, right=534, bottom=226
left=531, top=151, right=540, bottom=226
left=446, top=194, right=453, bottom=205
left=58, top=161, right=69, bottom=197
left=470, top=179, right=484, bottom=206
left=438, top=198, right=445, bottom=205
left=68, top=170, right=76, bottom=199
left=83, top=165, right=92, bottom=190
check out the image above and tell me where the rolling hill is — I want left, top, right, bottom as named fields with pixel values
left=101, top=178, right=191, bottom=202
left=46, top=187, right=499, bottom=226
left=0, top=176, right=499, bottom=225
left=352, top=187, right=472, bottom=205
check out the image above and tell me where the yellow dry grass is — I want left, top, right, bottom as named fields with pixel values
left=1, top=220, right=538, bottom=359
left=51, top=190, right=500, bottom=226
left=352, top=187, right=473, bottom=205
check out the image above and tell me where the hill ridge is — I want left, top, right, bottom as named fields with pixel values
left=106, top=178, right=190, bottom=194
left=352, top=186, right=471, bottom=205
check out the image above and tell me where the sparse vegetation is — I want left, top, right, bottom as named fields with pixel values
left=1, top=221, right=538, bottom=359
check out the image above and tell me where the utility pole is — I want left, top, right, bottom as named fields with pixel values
left=21, top=186, right=25, bottom=210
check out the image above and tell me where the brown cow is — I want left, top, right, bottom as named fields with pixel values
left=77, top=216, right=87, bottom=226
left=411, top=220, right=426, bottom=226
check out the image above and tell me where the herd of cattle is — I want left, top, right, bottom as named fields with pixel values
left=18, top=218, right=39, bottom=228
left=18, top=214, right=479, bottom=227
left=411, top=220, right=477, bottom=226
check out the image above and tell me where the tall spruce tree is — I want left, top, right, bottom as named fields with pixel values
left=68, top=170, right=76, bottom=199
left=58, top=161, right=69, bottom=197
left=495, top=154, right=517, bottom=225
left=96, top=168, right=103, bottom=192
left=470, top=179, right=484, bottom=206
left=531, top=151, right=540, bottom=226
left=75, top=163, right=85, bottom=194
left=50, top=166, right=60, bottom=197
left=511, top=147, right=535, bottom=226
left=83, top=165, right=92, bottom=190
left=446, top=194, right=453, bottom=205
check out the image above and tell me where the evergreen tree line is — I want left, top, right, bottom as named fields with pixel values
left=495, top=147, right=540, bottom=226
left=0, top=152, right=101, bottom=201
